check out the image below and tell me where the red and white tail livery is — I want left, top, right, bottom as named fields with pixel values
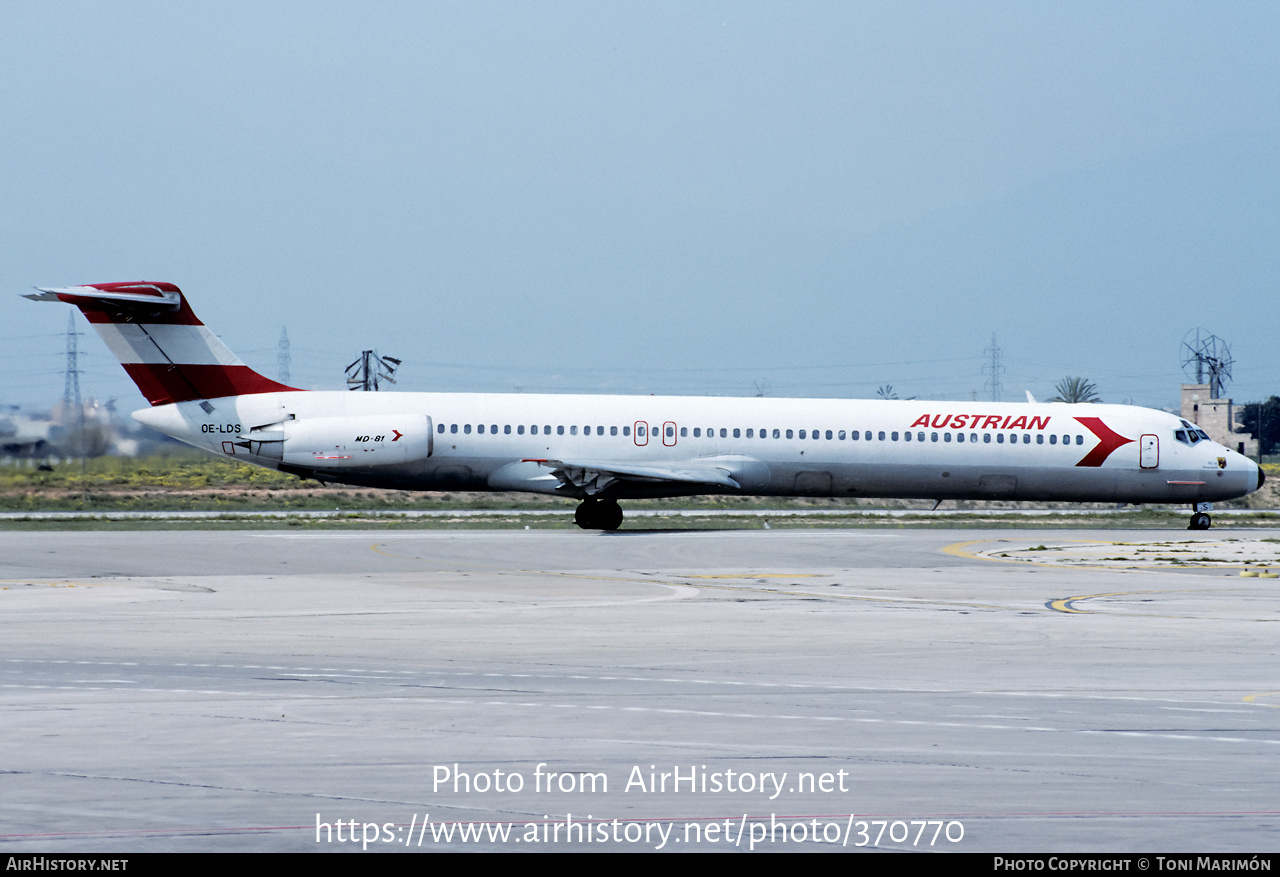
left=27, top=282, right=297, bottom=406
left=28, top=282, right=1264, bottom=530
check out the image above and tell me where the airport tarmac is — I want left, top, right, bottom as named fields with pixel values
left=2, top=526, right=1278, bottom=852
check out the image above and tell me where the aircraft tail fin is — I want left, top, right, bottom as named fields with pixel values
left=25, top=282, right=300, bottom=406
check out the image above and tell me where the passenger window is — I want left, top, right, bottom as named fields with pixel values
left=733, top=428, right=741, bottom=438
left=799, top=430, right=807, bottom=439
left=956, top=433, right=963, bottom=443
left=464, top=424, right=472, bottom=434
left=504, top=425, right=511, bottom=435
left=931, top=432, right=938, bottom=442
left=786, top=429, right=794, bottom=439
left=437, top=423, right=445, bottom=433
left=681, top=427, right=688, bottom=437
left=851, top=430, right=859, bottom=440
left=668, top=426, right=675, bottom=438
left=891, top=432, right=899, bottom=441
left=610, top=426, right=617, bottom=436
left=904, top=431, right=912, bottom=441
left=450, top=424, right=458, bottom=434
left=491, top=424, right=497, bottom=434
left=518, top=425, right=525, bottom=435
left=1036, top=434, right=1044, bottom=444
left=944, top=432, right=952, bottom=443
left=918, top=432, right=925, bottom=441
left=878, top=431, right=885, bottom=441
left=773, top=429, right=781, bottom=439
left=983, top=433, right=990, bottom=443
left=693, top=428, right=701, bottom=438
left=838, top=430, right=846, bottom=440
left=1050, top=434, right=1057, bottom=445
left=864, top=431, right=872, bottom=441
left=719, top=428, right=727, bottom=438
left=623, top=426, right=630, bottom=437
left=1075, top=435, right=1082, bottom=445
left=746, top=428, right=753, bottom=438
left=996, top=433, right=1004, bottom=444
left=570, top=426, right=578, bottom=435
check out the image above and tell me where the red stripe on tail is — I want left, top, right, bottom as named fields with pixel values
left=122, top=363, right=299, bottom=406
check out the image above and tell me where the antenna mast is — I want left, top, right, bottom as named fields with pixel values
left=983, top=334, right=1004, bottom=402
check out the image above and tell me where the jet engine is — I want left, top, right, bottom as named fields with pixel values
left=235, top=415, right=433, bottom=469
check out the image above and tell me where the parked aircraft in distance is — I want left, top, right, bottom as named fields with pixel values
left=27, top=282, right=1263, bottom=530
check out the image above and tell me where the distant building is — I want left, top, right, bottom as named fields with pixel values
left=1180, top=384, right=1258, bottom=457
left=0, top=410, right=53, bottom=457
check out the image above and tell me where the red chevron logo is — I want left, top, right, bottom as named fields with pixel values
left=1074, top=416, right=1134, bottom=467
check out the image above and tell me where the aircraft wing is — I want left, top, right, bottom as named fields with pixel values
left=527, top=458, right=742, bottom=495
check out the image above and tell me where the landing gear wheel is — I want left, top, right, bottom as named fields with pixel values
left=574, top=498, right=623, bottom=531
left=1188, top=513, right=1212, bottom=531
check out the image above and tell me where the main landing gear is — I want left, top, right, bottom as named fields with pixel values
left=1188, top=502, right=1213, bottom=531
left=574, top=497, right=623, bottom=531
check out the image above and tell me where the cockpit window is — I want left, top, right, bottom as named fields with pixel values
left=1175, top=430, right=1188, bottom=444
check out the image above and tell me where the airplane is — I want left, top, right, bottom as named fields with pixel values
left=26, top=282, right=1264, bottom=531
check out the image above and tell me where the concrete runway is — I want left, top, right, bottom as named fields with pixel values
left=2, top=527, right=1278, bottom=852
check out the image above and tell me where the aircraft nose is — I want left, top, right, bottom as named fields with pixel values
left=1258, top=462, right=1267, bottom=491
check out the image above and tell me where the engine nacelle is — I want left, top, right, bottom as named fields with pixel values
left=239, top=415, right=433, bottom=469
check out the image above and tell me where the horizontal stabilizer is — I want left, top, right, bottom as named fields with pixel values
left=27, top=283, right=182, bottom=312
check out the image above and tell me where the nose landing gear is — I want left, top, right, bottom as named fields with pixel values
left=1188, top=502, right=1213, bottom=530
left=574, top=497, right=624, bottom=531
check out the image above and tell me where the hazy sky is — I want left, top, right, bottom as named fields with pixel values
left=2, top=1, right=1276, bottom=412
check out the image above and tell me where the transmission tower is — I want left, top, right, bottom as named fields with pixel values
left=277, top=326, right=291, bottom=384
left=63, top=311, right=82, bottom=412
left=982, top=333, right=1004, bottom=402
left=345, top=350, right=401, bottom=391
left=1180, top=328, right=1233, bottom=399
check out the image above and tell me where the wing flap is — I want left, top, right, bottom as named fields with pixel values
left=528, top=458, right=741, bottom=495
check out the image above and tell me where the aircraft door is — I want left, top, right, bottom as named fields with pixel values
left=634, top=421, right=649, bottom=446
left=1140, top=434, right=1158, bottom=469
left=663, top=421, right=677, bottom=447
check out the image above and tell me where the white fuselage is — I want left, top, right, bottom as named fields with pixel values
left=134, top=391, right=1261, bottom=505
